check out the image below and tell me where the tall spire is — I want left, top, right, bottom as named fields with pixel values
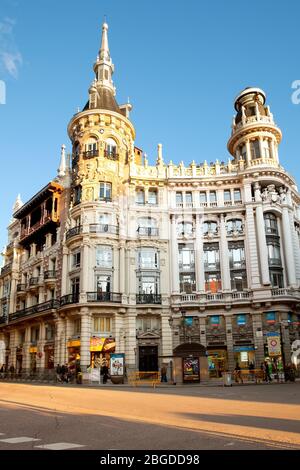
left=58, top=144, right=66, bottom=177
left=13, top=194, right=23, bottom=213
left=93, top=22, right=115, bottom=95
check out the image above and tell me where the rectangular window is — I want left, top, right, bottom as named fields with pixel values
left=176, top=192, right=183, bottom=206
left=31, top=327, right=40, bottom=343
left=72, top=251, right=81, bottom=268
left=136, top=189, right=145, bottom=204
left=224, top=190, right=231, bottom=202
left=138, top=275, right=160, bottom=295
left=234, top=189, right=242, bottom=202
left=199, top=192, right=207, bottom=204
left=96, top=245, right=113, bottom=268
left=178, top=244, right=195, bottom=270
left=148, top=189, right=158, bottom=205
left=231, top=271, right=247, bottom=291
left=93, top=317, right=112, bottom=332
left=179, top=273, right=196, bottom=293
left=74, top=318, right=81, bottom=334
left=209, top=191, right=217, bottom=203
left=205, top=272, right=221, bottom=292
left=229, top=243, right=245, bottom=269
left=71, top=277, right=80, bottom=295
left=45, top=324, right=55, bottom=340
left=270, top=270, right=284, bottom=288
left=136, top=317, right=160, bottom=332
left=204, top=244, right=220, bottom=270
left=138, top=248, right=159, bottom=269
left=96, top=274, right=111, bottom=293
left=185, top=192, right=193, bottom=206
left=99, top=182, right=112, bottom=201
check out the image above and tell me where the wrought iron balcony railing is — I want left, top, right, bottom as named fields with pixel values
left=60, top=293, right=80, bottom=306
left=137, top=227, right=159, bottom=237
left=136, top=294, right=162, bottom=304
left=10, top=299, right=59, bottom=322
left=89, top=224, right=119, bottom=235
left=44, top=270, right=57, bottom=280
left=66, top=226, right=82, bottom=240
left=87, top=292, right=121, bottom=303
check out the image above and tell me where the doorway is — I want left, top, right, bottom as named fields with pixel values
left=139, top=346, right=158, bottom=371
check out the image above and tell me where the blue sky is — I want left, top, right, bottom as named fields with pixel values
left=1, top=0, right=300, bottom=251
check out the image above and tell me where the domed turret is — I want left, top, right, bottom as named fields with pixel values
left=227, top=87, right=282, bottom=169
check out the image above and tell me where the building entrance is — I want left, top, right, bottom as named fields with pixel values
left=139, top=346, right=158, bottom=371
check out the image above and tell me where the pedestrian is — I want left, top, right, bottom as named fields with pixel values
left=56, top=364, right=62, bottom=382
left=101, top=362, right=109, bottom=384
left=264, top=361, right=272, bottom=383
left=249, top=362, right=255, bottom=381
left=160, top=365, right=168, bottom=383
left=234, top=362, right=243, bottom=384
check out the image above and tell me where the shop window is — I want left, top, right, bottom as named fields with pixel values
left=265, top=312, right=276, bottom=324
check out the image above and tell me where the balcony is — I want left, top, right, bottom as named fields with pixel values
left=104, top=150, right=119, bottom=161
left=60, top=293, right=79, bottom=306
left=99, top=197, right=112, bottom=203
left=271, top=288, right=300, bottom=298
left=87, top=292, right=121, bottom=303
left=10, top=299, right=59, bottom=322
left=82, top=149, right=99, bottom=158
left=137, top=227, right=159, bottom=237
left=44, top=271, right=57, bottom=285
left=179, top=263, right=195, bottom=271
left=136, top=294, right=162, bottom=304
left=268, top=258, right=282, bottom=267
left=89, top=224, right=119, bottom=235
left=66, top=225, right=82, bottom=240
left=1, top=263, right=12, bottom=276
left=29, top=277, right=41, bottom=289
left=16, top=284, right=26, bottom=294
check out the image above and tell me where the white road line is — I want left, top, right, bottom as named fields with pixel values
left=0, top=437, right=41, bottom=444
left=35, top=443, right=85, bottom=450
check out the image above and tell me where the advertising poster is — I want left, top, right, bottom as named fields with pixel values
left=183, top=357, right=200, bottom=382
left=110, top=353, right=125, bottom=376
left=267, top=333, right=281, bottom=357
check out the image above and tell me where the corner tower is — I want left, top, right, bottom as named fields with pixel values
left=227, top=87, right=282, bottom=168
left=67, top=22, right=135, bottom=205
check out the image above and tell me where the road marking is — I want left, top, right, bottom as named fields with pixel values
left=35, top=443, right=85, bottom=450
left=0, top=437, right=40, bottom=444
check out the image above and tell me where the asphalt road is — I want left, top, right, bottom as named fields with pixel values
left=0, top=382, right=299, bottom=450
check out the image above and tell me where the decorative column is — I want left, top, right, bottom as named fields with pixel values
left=9, top=330, right=17, bottom=369
left=259, top=137, right=264, bottom=161
left=252, top=314, right=265, bottom=366
left=23, top=326, right=31, bottom=373
left=195, top=214, right=205, bottom=292
left=119, top=244, right=125, bottom=294
left=114, top=314, right=125, bottom=354
left=225, top=316, right=235, bottom=371
left=170, top=215, right=179, bottom=293
left=255, top=205, right=270, bottom=285
left=61, top=247, right=69, bottom=296
left=65, top=316, right=73, bottom=363
left=54, top=315, right=64, bottom=365
left=9, top=274, right=18, bottom=316
left=125, top=310, right=137, bottom=371
left=219, top=214, right=231, bottom=291
left=80, top=308, right=92, bottom=372
left=113, top=246, right=119, bottom=293
left=245, top=139, right=251, bottom=165
left=37, top=322, right=46, bottom=373
left=80, top=240, right=89, bottom=301
left=282, top=207, right=297, bottom=287
left=161, top=314, right=173, bottom=358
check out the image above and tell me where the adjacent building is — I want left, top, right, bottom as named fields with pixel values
left=1, top=23, right=300, bottom=382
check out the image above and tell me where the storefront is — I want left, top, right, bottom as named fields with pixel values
left=233, top=346, right=255, bottom=368
left=172, top=343, right=209, bottom=384
left=264, top=332, right=284, bottom=378
left=29, top=346, right=37, bottom=373
left=44, top=344, right=54, bottom=370
left=67, top=337, right=116, bottom=370
left=207, top=347, right=228, bottom=377
left=16, top=347, right=23, bottom=373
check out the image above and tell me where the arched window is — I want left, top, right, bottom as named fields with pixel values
left=177, top=221, right=193, bottom=237
left=105, top=138, right=118, bottom=160
left=226, top=219, right=243, bottom=234
left=203, top=221, right=218, bottom=236
left=84, top=137, right=98, bottom=157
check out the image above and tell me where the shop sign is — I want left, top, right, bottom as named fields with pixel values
left=210, top=316, right=220, bottom=326
left=184, top=317, right=193, bottom=326
left=29, top=347, right=37, bottom=353
left=183, top=357, right=200, bottom=382
left=110, top=353, right=125, bottom=376
left=90, top=337, right=106, bottom=352
left=266, top=312, right=276, bottom=323
left=233, top=346, right=255, bottom=352
left=237, top=315, right=246, bottom=326
left=267, top=332, right=281, bottom=357
left=103, top=338, right=116, bottom=352
left=67, top=340, right=81, bottom=348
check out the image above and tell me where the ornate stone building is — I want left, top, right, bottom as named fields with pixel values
left=0, top=23, right=300, bottom=381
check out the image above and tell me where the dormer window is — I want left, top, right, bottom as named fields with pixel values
left=105, top=138, right=118, bottom=160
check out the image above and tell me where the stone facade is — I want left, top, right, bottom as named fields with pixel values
left=0, top=25, right=300, bottom=381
